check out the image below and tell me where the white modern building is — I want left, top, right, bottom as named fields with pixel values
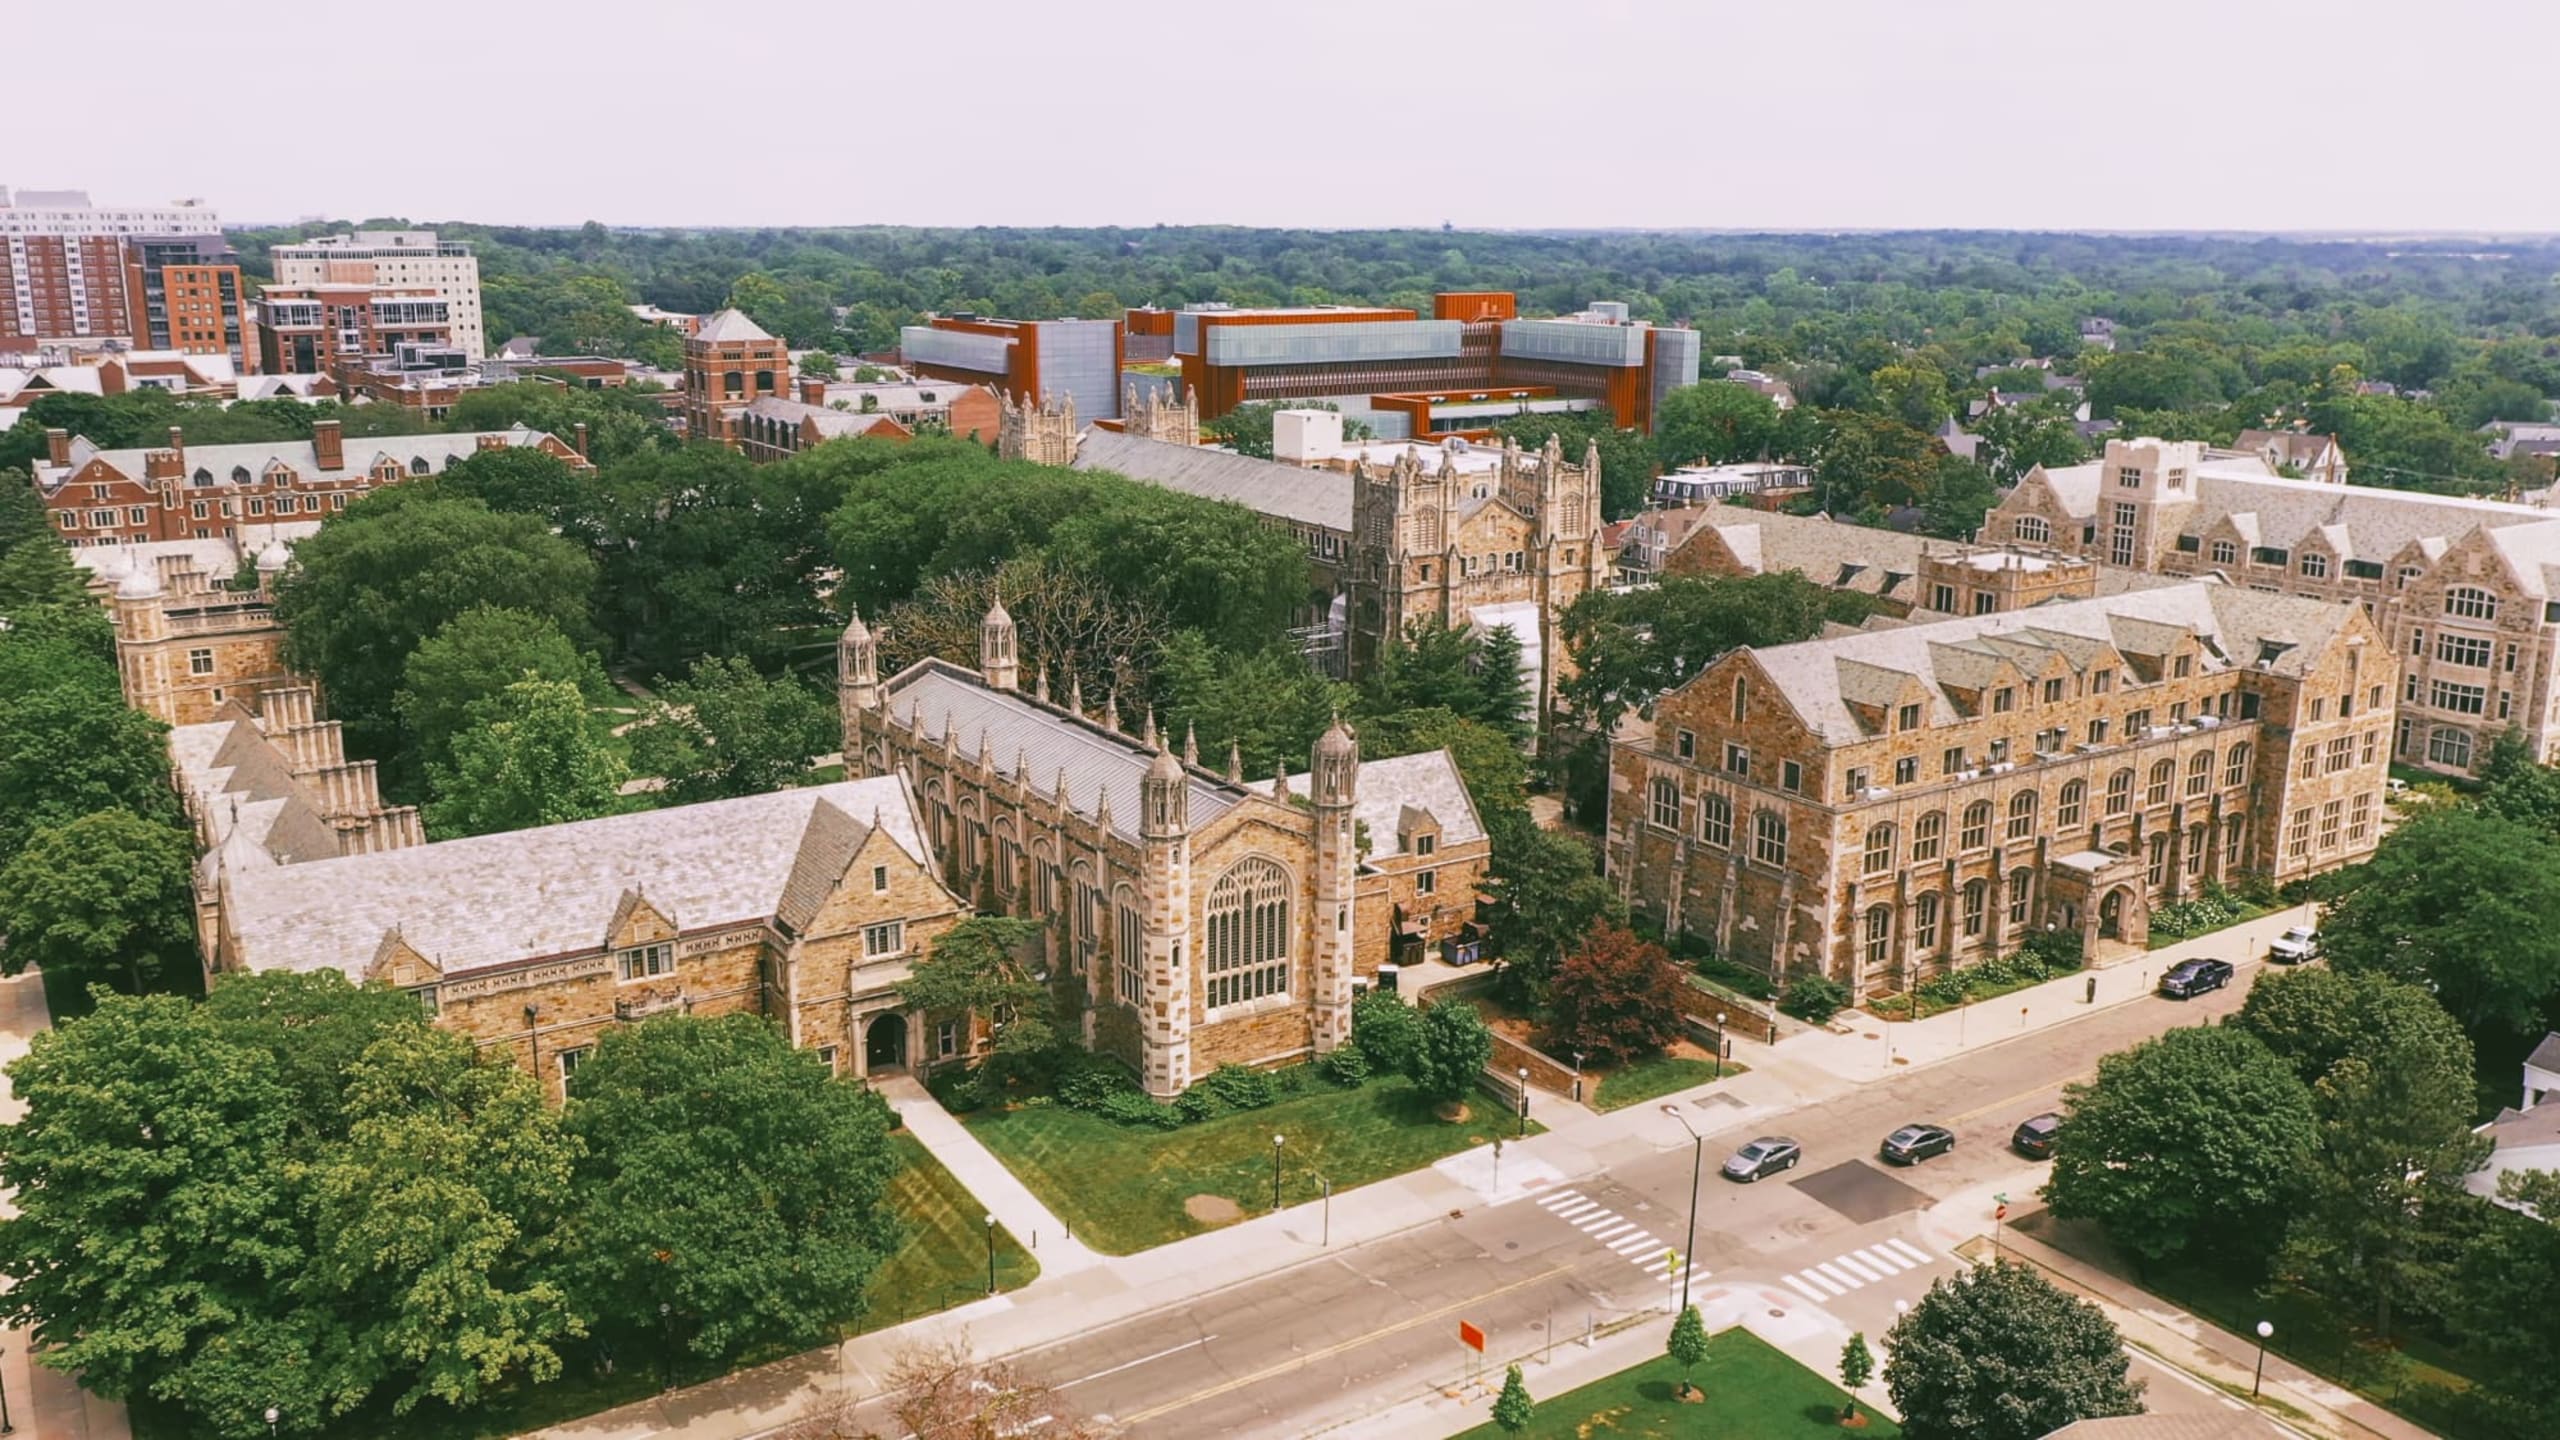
left=270, top=230, right=486, bottom=360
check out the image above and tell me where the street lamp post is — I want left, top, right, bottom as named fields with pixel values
left=659, top=1302, right=674, bottom=1392
left=264, top=1407, right=279, bottom=1439
left=1571, top=1051, right=1586, bottom=1105
left=983, top=1214, right=997, bottom=1294
left=1661, top=1104, right=1705, bottom=1312
left=1516, top=1067, right=1530, bottom=1137
left=0, top=1346, right=14, bottom=1435
left=1318, top=1176, right=1332, bottom=1246
left=1271, top=1134, right=1285, bottom=1211
left=2252, top=1320, right=2274, bottom=1398
left=1714, top=1012, right=1727, bottom=1078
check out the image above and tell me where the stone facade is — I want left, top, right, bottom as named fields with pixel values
left=96, top=538, right=296, bottom=726
left=841, top=605, right=1491, bottom=1097
left=1607, top=582, right=2391, bottom=994
left=1988, top=436, right=2560, bottom=775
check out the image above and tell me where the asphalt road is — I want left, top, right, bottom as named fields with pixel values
left=868, top=965, right=2289, bottom=1438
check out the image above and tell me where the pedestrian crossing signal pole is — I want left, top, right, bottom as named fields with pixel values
left=1993, top=1194, right=2010, bottom=1263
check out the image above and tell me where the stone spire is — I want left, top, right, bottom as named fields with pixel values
left=1182, top=723, right=1199, bottom=767
left=1227, top=738, right=1244, bottom=784
left=1103, top=688, right=1122, bottom=734
left=980, top=597, right=1019, bottom=690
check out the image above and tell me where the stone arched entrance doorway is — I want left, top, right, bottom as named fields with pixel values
left=2097, top=887, right=2131, bottom=941
left=864, top=1012, right=908, bottom=1073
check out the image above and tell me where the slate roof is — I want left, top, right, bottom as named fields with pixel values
left=742, top=396, right=906, bottom=440
left=1071, top=428, right=1353, bottom=533
left=1732, top=582, right=2356, bottom=745
left=882, top=658, right=1248, bottom=845
left=2528, top=1031, right=2560, bottom=1074
left=692, top=307, right=776, bottom=344
left=2028, top=457, right=2560, bottom=569
left=1261, top=749, right=1489, bottom=861
left=219, top=776, right=929, bottom=980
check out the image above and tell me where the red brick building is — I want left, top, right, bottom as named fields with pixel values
left=682, top=309, right=790, bottom=447
left=252, top=284, right=456, bottom=376
left=31, top=420, right=590, bottom=548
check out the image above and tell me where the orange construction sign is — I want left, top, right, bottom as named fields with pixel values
left=1458, top=1320, right=1486, bottom=1353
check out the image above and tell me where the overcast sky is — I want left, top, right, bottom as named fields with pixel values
left=17, top=0, right=2556, bottom=234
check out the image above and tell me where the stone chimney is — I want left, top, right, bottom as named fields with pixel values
left=799, top=377, right=827, bottom=405
left=166, top=426, right=184, bottom=466
left=45, top=428, right=69, bottom=466
left=572, top=421, right=590, bottom=457
left=311, top=418, right=344, bottom=472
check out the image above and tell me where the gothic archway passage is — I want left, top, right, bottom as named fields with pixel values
left=865, top=1012, right=908, bottom=1073
left=2097, top=887, right=2129, bottom=941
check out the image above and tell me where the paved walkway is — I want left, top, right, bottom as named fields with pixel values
left=527, top=904, right=2396, bottom=1440
left=0, top=971, right=132, bottom=1440
left=871, top=1075, right=1101, bottom=1276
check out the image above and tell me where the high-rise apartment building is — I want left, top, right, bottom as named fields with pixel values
left=269, top=230, right=486, bottom=359
left=126, top=235, right=250, bottom=366
left=253, top=284, right=456, bottom=376
left=0, top=188, right=225, bottom=354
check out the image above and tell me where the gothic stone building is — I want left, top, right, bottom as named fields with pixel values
left=1004, top=388, right=1609, bottom=716
left=183, top=686, right=972, bottom=1097
left=1607, top=582, right=2391, bottom=996
left=841, top=602, right=1490, bottom=1098
left=1989, top=436, right=2560, bottom=775
left=80, top=532, right=300, bottom=725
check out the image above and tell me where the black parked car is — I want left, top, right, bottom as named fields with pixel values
left=2158, top=958, right=2236, bottom=998
left=2012, top=1112, right=2062, bottom=1159
left=1878, top=1123, right=1955, bottom=1166
left=1721, top=1136, right=1802, bottom=1182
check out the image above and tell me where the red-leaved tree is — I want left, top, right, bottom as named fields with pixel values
left=1542, top=922, right=1686, bottom=1065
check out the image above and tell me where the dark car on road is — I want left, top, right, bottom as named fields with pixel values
left=1878, top=1123, right=1955, bottom=1166
left=2158, top=957, right=2236, bottom=998
left=2012, top=1112, right=2063, bottom=1159
left=1721, top=1136, right=1802, bottom=1182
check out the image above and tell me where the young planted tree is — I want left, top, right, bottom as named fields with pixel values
left=1493, top=1362, right=1535, bottom=1432
left=1838, top=1331, right=1875, bottom=1423
left=1406, top=999, right=1494, bottom=1115
left=1543, top=922, right=1687, bottom=1066
left=1666, top=1303, right=1710, bottom=1400
left=1884, top=1264, right=2144, bottom=1440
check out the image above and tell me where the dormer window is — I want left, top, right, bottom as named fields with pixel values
left=1415, top=834, right=1436, bottom=857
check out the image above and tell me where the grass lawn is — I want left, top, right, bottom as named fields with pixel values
left=795, top=761, right=849, bottom=787
left=966, top=1076, right=1533, bottom=1254
left=1590, top=1052, right=1745, bottom=1113
left=2012, top=1211, right=2482, bottom=1435
left=1450, top=1327, right=1895, bottom=1440
left=128, top=1134, right=1036, bottom=1440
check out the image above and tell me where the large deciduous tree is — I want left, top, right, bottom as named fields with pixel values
left=1542, top=923, right=1686, bottom=1065
left=2319, top=806, right=2560, bottom=1035
left=1654, top=381, right=1783, bottom=471
left=627, top=656, right=834, bottom=805
left=1481, top=824, right=1622, bottom=1003
left=2042, top=1025, right=2317, bottom=1266
left=0, top=808, right=198, bottom=997
left=556, top=1014, right=902, bottom=1364
left=424, top=675, right=629, bottom=839
left=896, top=917, right=1050, bottom=1086
left=1883, top=1263, right=2144, bottom=1440
left=1405, top=999, right=1494, bottom=1108
left=273, top=490, right=597, bottom=756
left=395, top=605, right=614, bottom=784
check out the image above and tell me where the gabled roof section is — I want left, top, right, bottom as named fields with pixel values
left=1070, top=428, right=1353, bottom=533
left=775, top=799, right=872, bottom=934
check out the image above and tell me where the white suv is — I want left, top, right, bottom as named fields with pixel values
left=2269, top=926, right=2319, bottom=964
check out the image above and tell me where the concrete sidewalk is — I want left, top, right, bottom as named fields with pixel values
left=872, top=1075, right=1101, bottom=1276
left=1785, top=902, right=2320, bottom=1082
left=0, top=971, right=133, bottom=1440
left=1993, top=1225, right=2433, bottom=1440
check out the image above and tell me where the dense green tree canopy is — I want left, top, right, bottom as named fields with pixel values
left=626, top=656, right=834, bottom=805
left=424, top=675, right=630, bottom=839
left=2320, top=806, right=2560, bottom=1035
left=1883, top=1263, right=2144, bottom=1440
left=0, top=809, right=198, bottom=996
left=396, top=605, right=614, bottom=785
left=273, top=490, right=598, bottom=756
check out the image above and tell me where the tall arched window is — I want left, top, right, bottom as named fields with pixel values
left=1863, top=823, right=1895, bottom=874
left=2186, top=823, right=2208, bottom=875
left=2104, top=768, right=2134, bottom=816
left=1071, top=861, right=1099, bottom=975
left=1962, top=880, right=1987, bottom=937
left=1206, top=858, right=1292, bottom=1009
left=1961, top=801, right=1992, bottom=851
left=1912, top=811, right=1945, bottom=862
left=1753, top=809, right=1788, bottom=866
left=2146, top=759, right=2175, bottom=806
left=1033, top=839, right=1058, bottom=914
left=2006, top=790, right=2037, bottom=840
left=1113, top=885, right=1144, bottom=1006
left=2224, top=815, right=2246, bottom=867
left=1914, top=893, right=1942, bottom=950
left=2057, top=780, right=2087, bottom=827
left=2223, top=743, right=2251, bottom=789
left=1558, top=493, right=1587, bottom=537
left=2147, top=833, right=2169, bottom=888
left=1697, top=793, right=1733, bottom=848
left=993, top=817, right=1021, bottom=899
left=1864, top=905, right=1893, bottom=968
left=2008, top=867, right=2034, bottom=926
left=2185, top=750, right=2212, bottom=797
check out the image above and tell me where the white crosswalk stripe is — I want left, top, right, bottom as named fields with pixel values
left=1833, top=1253, right=1885, bottom=1282
left=1781, top=1238, right=1944, bottom=1307
left=1532, top=1191, right=1702, bottom=1282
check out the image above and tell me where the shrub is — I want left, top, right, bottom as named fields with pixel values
left=1351, top=989, right=1421, bottom=1073
left=1779, top=968, right=1850, bottom=1023
left=1055, top=1054, right=1137, bottom=1112
left=1173, top=1089, right=1222, bottom=1124
left=1694, top=953, right=1778, bottom=1001
left=1096, top=1089, right=1182, bottom=1130
left=1201, top=1062, right=1278, bottom=1111
left=2019, top=928, right=2085, bottom=972
left=927, top=1066, right=989, bottom=1113
left=1543, top=922, right=1687, bottom=1065
left=1319, top=1044, right=1372, bottom=1086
